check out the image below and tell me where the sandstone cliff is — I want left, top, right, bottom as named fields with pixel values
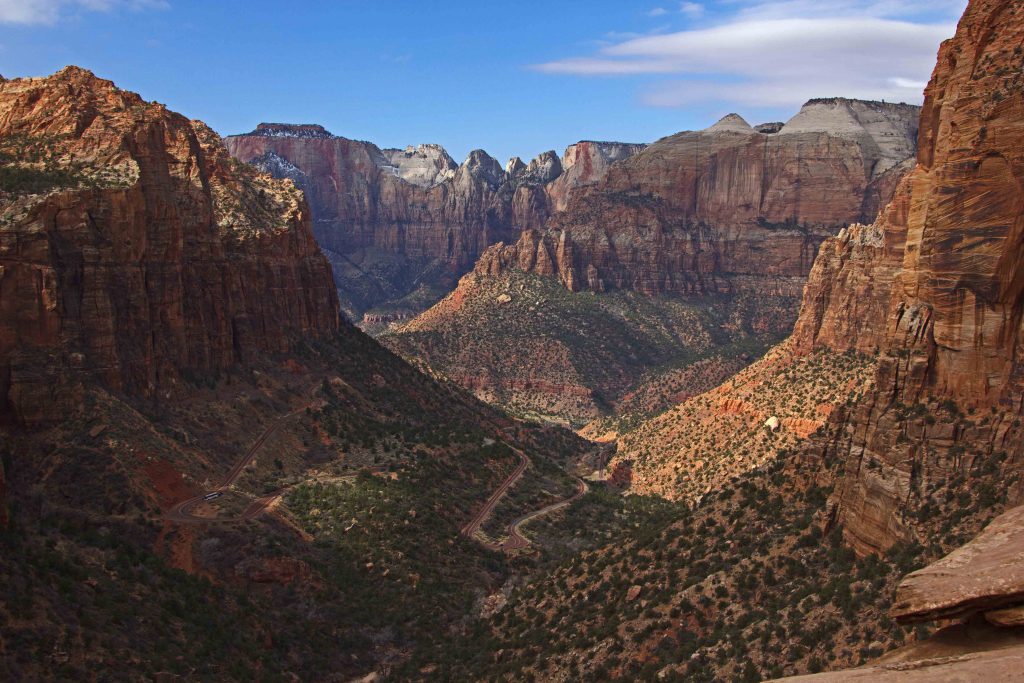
left=618, top=0, right=1024, bottom=537
left=0, top=67, right=340, bottom=425
left=474, top=100, right=920, bottom=296
left=788, top=0, right=1024, bottom=555
left=224, top=127, right=644, bottom=319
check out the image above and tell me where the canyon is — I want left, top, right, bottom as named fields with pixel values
left=382, top=98, right=921, bottom=423
left=448, top=0, right=1024, bottom=679
left=2, top=0, right=1023, bottom=679
left=0, top=67, right=594, bottom=681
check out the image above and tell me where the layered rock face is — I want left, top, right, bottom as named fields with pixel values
left=787, top=0, right=1024, bottom=555
left=546, top=140, right=646, bottom=212
left=0, top=68, right=339, bottom=425
left=224, top=127, right=644, bottom=319
left=476, top=100, right=920, bottom=296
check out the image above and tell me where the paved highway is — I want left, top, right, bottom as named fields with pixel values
left=502, top=477, right=588, bottom=551
left=459, top=446, right=530, bottom=543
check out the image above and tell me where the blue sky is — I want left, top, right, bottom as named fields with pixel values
left=0, top=0, right=967, bottom=163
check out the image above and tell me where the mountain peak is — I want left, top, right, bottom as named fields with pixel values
left=706, top=113, right=754, bottom=133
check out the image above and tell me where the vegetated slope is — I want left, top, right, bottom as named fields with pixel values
left=383, top=270, right=793, bottom=425
left=613, top=341, right=877, bottom=501
left=384, top=100, right=920, bottom=425
left=0, top=327, right=593, bottom=681
left=438, top=445, right=1013, bottom=681
left=0, top=68, right=592, bottom=681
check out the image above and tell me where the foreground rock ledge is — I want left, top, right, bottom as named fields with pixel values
left=891, top=506, right=1024, bottom=623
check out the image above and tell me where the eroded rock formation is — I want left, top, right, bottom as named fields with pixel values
left=475, top=99, right=920, bottom=296
left=788, top=0, right=1024, bottom=555
left=224, top=127, right=644, bottom=319
left=0, top=67, right=340, bottom=425
left=892, top=505, right=1024, bottom=623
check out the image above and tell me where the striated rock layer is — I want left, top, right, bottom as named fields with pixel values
left=224, top=127, right=645, bottom=319
left=783, top=0, right=1024, bottom=555
left=0, top=68, right=340, bottom=426
left=387, top=100, right=919, bottom=425
left=474, top=101, right=920, bottom=296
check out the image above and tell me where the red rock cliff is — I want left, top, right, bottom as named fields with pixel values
left=0, top=67, right=340, bottom=425
left=475, top=102, right=920, bottom=295
left=790, top=0, right=1024, bottom=554
left=224, top=128, right=644, bottom=317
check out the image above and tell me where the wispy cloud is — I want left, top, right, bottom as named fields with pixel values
left=679, top=2, right=705, bottom=18
left=727, top=0, right=966, bottom=20
left=649, top=3, right=705, bottom=19
left=0, top=0, right=168, bottom=25
left=535, top=1, right=966, bottom=110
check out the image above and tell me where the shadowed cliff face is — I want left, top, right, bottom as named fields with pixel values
left=224, top=128, right=645, bottom=320
left=0, top=67, right=340, bottom=426
left=777, top=0, right=1024, bottom=555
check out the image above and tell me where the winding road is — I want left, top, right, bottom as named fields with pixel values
left=459, top=447, right=530, bottom=542
left=502, top=477, right=588, bottom=551
left=459, top=438, right=590, bottom=553
left=165, top=396, right=318, bottom=524
left=167, top=387, right=589, bottom=549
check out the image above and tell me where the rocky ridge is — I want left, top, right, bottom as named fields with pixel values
left=0, top=67, right=339, bottom=426
left=387, top=98, right=920, bottom=424
left=473, top=99, right=921, bottom=296
left=224, top=127, right=645, bottom=320
left=620, top=0, right=1024, bottom=542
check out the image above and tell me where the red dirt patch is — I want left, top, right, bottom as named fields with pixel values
left=143, top=458, right=195, bottom=509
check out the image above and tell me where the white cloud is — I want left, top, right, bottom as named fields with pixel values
left=727, top=0, right=967, bottom=20
left=0, top=0, right=167, bottom=25
left=534, top=3, right=965, bottom=110
left=679, top=2, right=704, bottom=17
left=648, top=7, right=669, bottom=17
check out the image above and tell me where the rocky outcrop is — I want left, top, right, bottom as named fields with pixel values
left=0, top=67, right=339, bottom=425
left=380, top=144, right=457, bottom=187
left=892, top=505, right=1024, bottom=623
left=475, top=100, right=920, bottom=296
left=775, top=505, right=1024, bottom=681
left=786, top=0, right=1024, bottom=555
left=546, top=140, right=647, bottom=211
left=774, top=627, right=1024, bottom=681
left=225, top=128, right=644, bottom=319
